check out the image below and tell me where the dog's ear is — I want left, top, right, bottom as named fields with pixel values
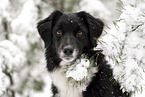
left=77, top=11, right=104, bottom=47
left=37, top=10, right=63, bottom=47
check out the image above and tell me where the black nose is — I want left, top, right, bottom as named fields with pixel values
left=63, top=47, right=73, bottom=56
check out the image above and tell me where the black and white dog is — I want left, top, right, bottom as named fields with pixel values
left=37, top=10, right=130, bottom=97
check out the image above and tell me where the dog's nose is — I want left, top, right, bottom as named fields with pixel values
left=63, top=47, right=73, bottom=56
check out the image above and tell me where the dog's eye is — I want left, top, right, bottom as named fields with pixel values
left=56, top=30, right=62, bottom=35
left=77, top=31, right=83, bottom=36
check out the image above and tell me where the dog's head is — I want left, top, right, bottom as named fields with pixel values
left=37, top=10, right=104, bottom=63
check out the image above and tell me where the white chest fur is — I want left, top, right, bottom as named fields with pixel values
left=49, top=60, right=98, bottom=97
left=49, top=68, right=82, bottom=97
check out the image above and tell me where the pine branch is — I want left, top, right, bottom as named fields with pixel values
left=3, top=68, right=15, bottom=97
left=2, top=18, right=9, bottom=39
left=132, top=23, right=143, bottom=32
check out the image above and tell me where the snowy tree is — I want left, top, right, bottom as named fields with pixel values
left=98, top=0, right=145, bottom=96
left=1, top=0, right=145, bottom=97
left=0, top=0, right=50, bottom=97
left=45, top=0, right=81, bottom=12
left=78, top=0, right=112, bottom=24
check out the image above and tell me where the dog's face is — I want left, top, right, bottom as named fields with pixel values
left=37, top=10, right=104, bottom=62
left=52, top=14, right=91, bottom=62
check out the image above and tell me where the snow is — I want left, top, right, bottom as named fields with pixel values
left=0, top=40, right=26, bottom=95
left=98, top=3, right=145, bottom=95
left=132, top=90, right=145, bottom=97
left=121, top=0, right=136, bottom=6
left=0, top=0, right=12, bottom=21
left=0, top=40, right=26, bottom=71
left=31, top=75, right=52, bottom=97
left=0, top=67, right=9, bottom=95
left=78, top=0, right=112, bottom=24
left=9, top=34, right=30, bottom=51
left=66, top=59, right=90, bottom=81
left=11, top=0, right=40, bottom=44
left=0, top=0, right=145, bottom=96
left=64, top=58, right=98, bottom=91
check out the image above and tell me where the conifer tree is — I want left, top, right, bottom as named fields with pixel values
left=98, top=0, right=145, bottom=96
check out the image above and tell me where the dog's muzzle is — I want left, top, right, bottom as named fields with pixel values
left=59, top=45, right=78, bottom=62
left=63, top=46, right=73, bottom=56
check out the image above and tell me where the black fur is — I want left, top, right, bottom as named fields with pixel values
left=37, top=10, right=130, bottom=97
left=37, top=10, right=62, bottom=71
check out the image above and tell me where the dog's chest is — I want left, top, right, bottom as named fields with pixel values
left=49, top=68, right=82, bottom=97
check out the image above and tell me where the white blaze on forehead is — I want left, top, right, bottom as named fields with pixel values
left=63, top=45, right=72, bottom=49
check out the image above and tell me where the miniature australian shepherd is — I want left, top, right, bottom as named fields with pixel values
left=37, top=10, right=130, bottom=97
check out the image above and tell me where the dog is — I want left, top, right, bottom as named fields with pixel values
left=37, top=10, right=130, bottom=97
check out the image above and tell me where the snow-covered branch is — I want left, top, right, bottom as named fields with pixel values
left=98, top=1, right=145, bottom=96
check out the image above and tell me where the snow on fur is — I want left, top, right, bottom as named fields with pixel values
left=64, top=58, right=98, bottom=91
left=66, top=59, right=90, bottom=81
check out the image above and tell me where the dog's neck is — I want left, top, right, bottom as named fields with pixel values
left=49, top=50, right=102, bottom=97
